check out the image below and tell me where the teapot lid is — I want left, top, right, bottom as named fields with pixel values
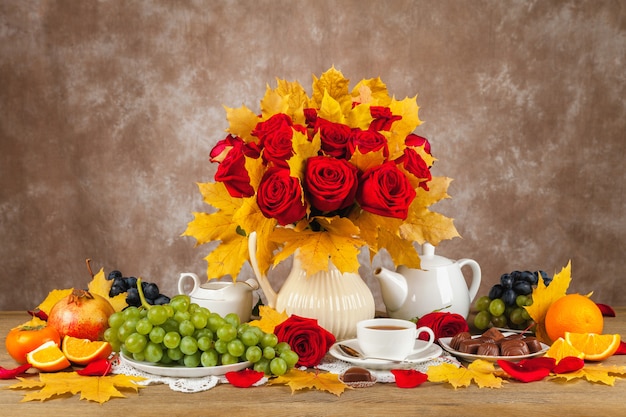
left=420, top=243, right=454, bottom=268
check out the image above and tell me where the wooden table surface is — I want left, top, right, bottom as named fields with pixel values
left=0, top=309, right=625, bottom=417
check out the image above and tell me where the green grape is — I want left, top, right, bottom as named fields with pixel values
left=160, top=354, right=173, bottom=365
left=163, top=331, right=181, bottom=349
left=224, top=313, right=240, bottom=328
left=135, top=318, right=153, bottom=335
left=144, top=342, right=163, bottom=363
left=207, top=313, right=226, bottom=332
left=524, top=295, right=533, bottom=306
left=521, top=308, right=531, bottom=321
left=132, top=351, right=145, bottom=362
left=170, top=295, right=191, bottom=313
left=183, top=352, right=202, bottom=368
left=279, top=350, right=299, bottom=368
left=123, top=306, right=142, bottom=320
left=108, top=311, right=125, bottom=328
left=217, top=323, right=237, bottom=342
left=240, top=330, right=260, bottom=347
left=509, top=308, right=526, bottom=325
left=491, top=314, right=507, bottom=328
left=108, top=339, right=121, bottom=353
left=149, top=326, right=166, bottom=344
left=122, top=318, right=139, bottom=333
left=163, top=305, right=175, bottom=317
left=220, top=353, right=238, bottom=365
left=248, top=325, right=265, bottom=340
left=191, top=312, right=208, bottom=329
left=194, top=328, right=213, bottom=340
left=269, top=357, right=287, bottom=376
left=117, top=325, right=134, bottom=342
left=474, top=295, right=492, bottom=312
left=245, top=345, right=263, bottom=363
left=263, top=346, right=276, bottom=360
left=178, top=320, right=195, bottom=337
left=227, top=339, right=245, bottom=357
left=174, top=310, right=191, bottom=323
left=162, top=318, right=180, bottom=333
left=180, top=336, right=198, bottom=355
left=197, top=336, right=212, bottom=351
left=253, top=357, right=270, bottom=374
left=167, top=347, right=184, bottom=361
left=473, top=310, right=491, bottom=330
left=260, top=332, right=278, bottom=348
left=488, top=298, right=505, bottom=316
left=275, top=342, right=291, bottom=355
left=120, top=345, right=132, bottom=358
left=104, top=327, right=119, bottom=343
left=515, top=295, right=528, bottom=308
left=214, top=339, right=228, bottom=354
left=188, top=303, right=201, bottom=314
left=125, top=333, right=147, bottom=354
left=147, top=305, right=169, bottom=325
left=237, top=323, right=251, bottom=336
left=201, top=349, right=219, bottom=367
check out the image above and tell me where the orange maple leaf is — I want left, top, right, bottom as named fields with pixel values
left=268, top=368, right=351, bottom=396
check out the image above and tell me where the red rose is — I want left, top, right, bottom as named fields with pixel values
left=405, top=133, right=431, bottom=155
left=349, top=129, right=389, bottom=157
left=304, top=156, right=358, bottom=212
left=259, top=124, right=294, bottom=167
left=369, top=106, right=402, bottom=131
left=251, top=113, right=292, bottom=141
left=274, top=315, right=336, bottom=367
left=356, top=161, right=416, bottom=219
left=213, top=148, right=254, bottom=198
left=256, top=167, right=307, bottom=225
left=415, top=312, right=469, bottom=341
left=316, top=118, right=352, bottom=158
left=395, top=148, right=432, bottom=191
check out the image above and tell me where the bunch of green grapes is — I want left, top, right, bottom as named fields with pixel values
left=105, top=292, right=298, bottom=377
left=473, top=270, right=551, bottom=331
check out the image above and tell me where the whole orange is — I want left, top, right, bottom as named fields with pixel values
left=544, top=294, right=603, bottom=342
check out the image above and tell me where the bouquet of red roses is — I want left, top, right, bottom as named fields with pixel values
left=184, top=67, right=459, bottom=280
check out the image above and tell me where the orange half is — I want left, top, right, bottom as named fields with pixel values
left=62, top=335, right=112, bottom=365
left=26, top=341, right=71, bottom=372
left=544, top=337, right=585, bottom=362
left=564, top=332, right=621, bottom=361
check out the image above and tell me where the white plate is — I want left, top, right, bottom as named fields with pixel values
left=329, top=338, right=443, bottom=370
left=120, top=353, right=252, bottom=377
left=438, top=334, right=549, bottom=363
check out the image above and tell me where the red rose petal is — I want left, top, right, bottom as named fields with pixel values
left=614, top=341, right=626, bottom=355
left=497, top=359, right=551, bottom=383
left=225, top=368, right=264, bottom=388
left=390, top=369, right=428, bottom=388
left=27, top=308, right=48, bottom=321
left=0, top=364, right=32, bottom=379
left=76, top=358, right=112, bottom=376
left=553, top=356, right=585, bottom=374
left=517, top=357, right=556, bottom=372
left=596, top=303, right=616, bottom=317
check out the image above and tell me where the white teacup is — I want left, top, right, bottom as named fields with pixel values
left=356, top=318, right=435, bottom=360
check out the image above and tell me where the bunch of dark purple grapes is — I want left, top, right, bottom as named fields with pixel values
left=473, top=270, right=551, bottom=330
left=107, top=270, right=170, bottom=307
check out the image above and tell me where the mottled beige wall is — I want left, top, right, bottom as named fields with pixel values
left=1, top=0, right=625, bottom=311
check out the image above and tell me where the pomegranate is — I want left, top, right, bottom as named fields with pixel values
left=47, top=289, right=115, bottom=341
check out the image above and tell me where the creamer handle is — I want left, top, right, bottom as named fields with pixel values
left=248, top=232, right=278, bottom=307
left=457, top=259, right=482, bottom=302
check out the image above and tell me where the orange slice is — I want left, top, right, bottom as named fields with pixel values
left=62, top=335, right=112, bottom=365
left=544, top=337, right=585, bottom=362
left=26, top=340, right=71, bottom=372
left=564, top=332, right=621, bottom=361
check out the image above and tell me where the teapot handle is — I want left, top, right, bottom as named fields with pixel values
left=178, top=272, right=201, bottom=296
left=457, top=259, right=481, bottom=302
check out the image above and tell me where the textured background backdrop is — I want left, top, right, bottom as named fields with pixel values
left=1, top=0, right=625, bottom=312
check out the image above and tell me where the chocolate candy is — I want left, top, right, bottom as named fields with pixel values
left=500, top=339, right=530, bottom=356
left=342, top=367, right=373, bottom=382
left=477, top=343, right=500, bottom=356
left=450, top=331, right=471, bottom=350
left=524, top=336, right=543, bottom=353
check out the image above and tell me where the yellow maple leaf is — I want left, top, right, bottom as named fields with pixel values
left=224, top=104, right=259, bottom=143
left=524, top=261, right=572, bottom=344
left=36, top=289, right=73, bottom=316
left=248, top=305, right=289, bottom=333
left=349, top=147, right=386, bottom=173
left=427, top=360, right=505, bottom=389
left=550, top=364, right=626, bottom=386
left=350, top=76, right=391, bottom=106
left=346, top=97, right=374, bottom=129
left=288, top=129, right=320, bottom=180
left=9, top=372, right=145, bottom=404
left=273, top=78, right=309, bottom=124
left=389, top=96, right=422, bottom=139
left=88, top=268, right=127, bottom=312
left=318, top=90, right=345, bottom=124
left=311, top=66, right=351, bottom=111
left=269, top=368, right=351, bottom=396
left=260, top=86, right=290, bottom=119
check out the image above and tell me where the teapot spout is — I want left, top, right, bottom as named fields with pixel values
left=373, top=267, right=409, bottom=313
left=248, top=232, right=278, bottom=307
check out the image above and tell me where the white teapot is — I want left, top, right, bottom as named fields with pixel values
left=373, top=243, right=481, bottom=320
left=177, top=273, right=259, bottom=322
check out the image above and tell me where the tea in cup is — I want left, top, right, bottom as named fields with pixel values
left=356, top=318, right=435, bottom=360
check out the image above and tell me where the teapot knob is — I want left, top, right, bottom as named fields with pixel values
left=422, top=242, right=435, bottom=258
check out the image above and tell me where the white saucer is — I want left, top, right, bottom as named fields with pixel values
left=329, top=338, right=443, bottom=370
left=120, top=353, right=252, bottom=377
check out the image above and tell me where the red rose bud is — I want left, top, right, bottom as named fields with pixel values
left=274, top=315, right=336, bottom=368
left=390, top=369, right=428, bottom=388
left=416, top=312, right=469, bottom=341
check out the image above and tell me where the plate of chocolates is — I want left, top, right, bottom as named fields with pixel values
left=438, top=327, right=549, bottom=363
